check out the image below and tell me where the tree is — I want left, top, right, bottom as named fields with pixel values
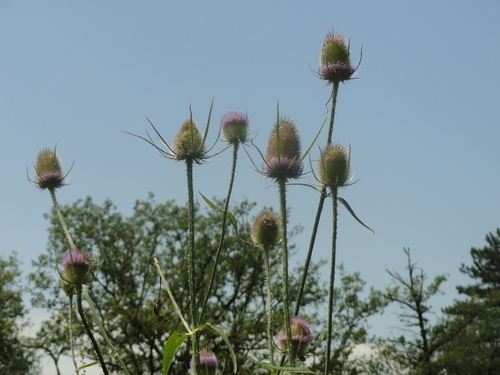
left=0, top=252, right=38, bottom=374
left=376, top=248, right=447, bottom=375
left=29, top=194, right=327, bottom=374
left=434, top=229, right=500, bottom=375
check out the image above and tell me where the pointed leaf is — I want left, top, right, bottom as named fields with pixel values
left=162, top=330, right=189, bottom=375
left=201, top=323, right=238, bottom=373
left=254, top=359, right=318, bottom=374
left=199, top=192, right=238, bottom=234
left=338, top=197, right=374, bottom=233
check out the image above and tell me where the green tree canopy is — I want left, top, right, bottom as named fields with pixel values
left=29, top=194, right=327, bottom=374
left=0, top=252, right=38, bottom=374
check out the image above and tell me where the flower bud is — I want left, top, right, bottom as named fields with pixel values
left=220, top=112, right=249, bottom=144
left=190, top=350, right=218, bottom=375
left=318, top=144, right=350, bottom=188
left=34, top=148, right=64, bottom=190
left=174, top=119, right=206, bottom=162
left=319, top=31, right=354, bottom=83
left=251, top=212, right=280, bottom=247
left=263, top=118, right=303, bottom=181
left=61, top=249, right=93, bottom=285
left=276, top=316, right=313, bottom=358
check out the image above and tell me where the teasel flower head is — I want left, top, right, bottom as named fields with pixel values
left=190, top=350, right=218, bottom=375
left=173, top=119, right=207, bottom=163
left=251, top=211, right=280, bottom=247
left=220, top=112, right=249, bottom=144
left=263, top=118, right=303, bottom=181
left=61, top=249, right=94, bottom=285
left=319, top=31, right=355, bottom=83
left=276, top=316, right=313, bottom=358
left=33, top=147, right=65, bottom=190
left=318, top=143, right=351, bottom=188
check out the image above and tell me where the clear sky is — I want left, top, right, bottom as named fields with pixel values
left=1, top=1, right=499, bottom=373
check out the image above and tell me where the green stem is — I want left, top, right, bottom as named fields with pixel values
left=186, top=158, right=200, bottom=375
left=82, top=286, right=131, bottom=374
left=263, top=244, right=275, bottom=366
left=294, top=81, right=339, bottom=314
left=68, top=294, right=80, bottom=374
left=76, top=285, right=109, bottom=375
left=49, top=188, right=76, bottom=249
left=278, top=177, right=294, bottom=365
left=325, top=187, right=339, bottom=375
left=199, top=143, right=239, bottom=324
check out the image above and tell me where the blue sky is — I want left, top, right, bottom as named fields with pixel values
left=1, top=1, right=499, bottom=373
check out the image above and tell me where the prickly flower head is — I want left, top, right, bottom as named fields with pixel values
left=319, top=31, right=354, bottom=83
left=319, top=144, right=350, bottom=188
left=276, top=316, right=313, bottom=358
left=263, top=118, right=303, bottom=181
left=220, top=112, right=249, bottom=144
left=34, top=148, right=64, bottom=190
left=251, top=211, right=280, bottom=247
left=190, top=350, right=218, bottom=375
left=61, top=249, right=93, bottom=285
left=174, top=119, right=206, bottom=163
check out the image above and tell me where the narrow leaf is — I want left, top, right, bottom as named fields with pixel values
left=201, top=323, right=238, bottom=373
left=254, top=359, right=318, bottom=374
left=338, top=197, right=375, bottom=233
left=162, top=330, right=189, bottom=375
left=199, top=192, right=238, bottom=234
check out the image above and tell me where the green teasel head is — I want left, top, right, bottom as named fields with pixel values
left=34, top=147, right=65, bottom=190
left=251, top=211, right=280, bottom=247
left=174, top=119, right=206, bottom=163
left=318, top=143, right=351, bottom=188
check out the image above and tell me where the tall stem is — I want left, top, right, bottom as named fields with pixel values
left=76, top=285, right=109, bottom=375
left=324, top=186, right=339, bottom=375
left=199, top=143, right=239, bottom=324
left=82, top=286, right=131, bottom=374
left=49, top=188, right=76, bottom=249
left=186, top=158, right=200, bottom=375
left=294, top=81, right=339, bottom=314
left=68, top=295, right=80, bottom=374
left=278, top=177, right=294, bottom=365
left=263, top=244, right=275, bottom=365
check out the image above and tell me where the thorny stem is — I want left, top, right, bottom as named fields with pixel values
left=295, top=81, right=339, bottom=314
left=82, top=286, right=131, bottom=374
left=325, top=186, right=339, bottom=375
left=263, top=244, right=275, bottom=366
left=278, top=177, right=294, bottom=365
left=68, top=295, right=79, bottom=374
left=76, top=285, right=109, bottom=375
left=199, top=143, right=239, bottom=324
left=49, top=188, right=76, bottom=249
left=186, top=158, right=201, bottom=375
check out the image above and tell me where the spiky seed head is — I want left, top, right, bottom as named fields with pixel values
left=34, top=148, right=64, bottom=190
left=319, top=144, right=350, bottom=188
left=266, top=118, right=301, bottom=160
left=61, top=249, right=93, bottom=285
left=190, top=350, right=218, bottom=375
left=276, top=316, right=313, bottom=357
left=221, top=112, right=249, bottom=144
left=251, top=212, right=280, bottom=247
left=174, top=119, right=206, bottom=162
left=319, top=31, right=355, bottom=83
left=263, top=118, right=303, bottom=181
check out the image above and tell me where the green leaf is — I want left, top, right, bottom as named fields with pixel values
left=76, top=356, right=111, bottom=370
left=254, top=359, right=318, bottom=374
left=338, top=197, right=375, bottom=233
left=199, top=192, right=238, bottom=234
left=200, top=323, right=238, bottom=373
left=162, top=330, right=189, bottom=375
